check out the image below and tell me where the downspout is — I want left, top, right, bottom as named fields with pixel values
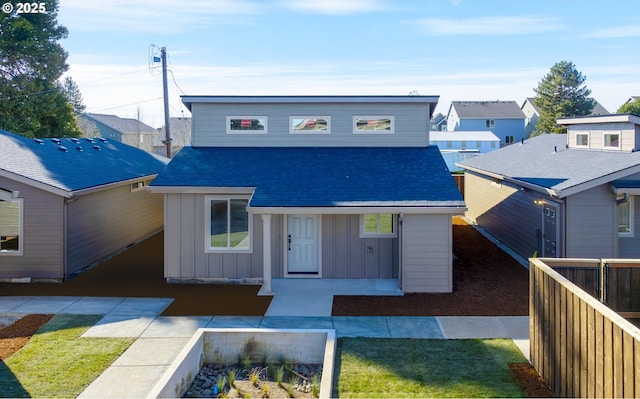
left=63, top=195, right=80, bottom=281
left=398, top=212, right=404, bottom=291
left=616, top=193, right=629, bottom=205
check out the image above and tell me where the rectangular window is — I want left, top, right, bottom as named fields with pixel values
left=460, top=140, right=467, bottom=149
left=486, top=119, right=495, bottom=128
left=290, top=117, right=331, bottom=134
left=575, top=133, right=589, bottom=147
left=505, top=136, right=515, bottom=145
left=618, top=195, right=634, bottom=237
left=360, top=214, right=396, bottom=238
left=604, top=132, right=620, bottom=150
left=0, top=193, right=22, bottom=255
left=226, top=117, right=267, bottom=134
left=353, top=116, right=394, bottom=134
left=205, top=196, right=251, bottom=252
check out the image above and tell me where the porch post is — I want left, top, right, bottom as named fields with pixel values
left=262, top=214, right=272, bottom=294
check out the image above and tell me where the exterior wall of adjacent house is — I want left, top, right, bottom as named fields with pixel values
left=0, top=175, right=65, bottom=281
left=619, top=194, right=640, bottom=258
left=463, top=171, right=548, bottom=259
left=567, top=122, right=638, bottom=151
left=451, top=118, right=526, bottom=146
left=565, top=185, right=617, bottom=258
left=521, top=100, right=538, bottom=137
left=190, top=102, right=430, bottom=147
left=163, top=193, right=399, bottom=281
left=66, top=181, right=164, bottom=276
left=401, top=214, right=452, bottom=293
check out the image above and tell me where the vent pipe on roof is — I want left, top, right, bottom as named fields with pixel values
left=58, top=146, right=68, bottom=152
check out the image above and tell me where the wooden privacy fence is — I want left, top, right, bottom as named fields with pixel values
left=530, top=258, right=640, bottom=398
left=451, top=174, right=464, bottom=198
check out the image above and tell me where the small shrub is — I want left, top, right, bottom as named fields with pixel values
left=275, top=365, right=285, bottom=387
left=261, top=383, right=269, bottom=398
left=249, top=367, right=261, bottom=386
left=311, top=374, right=320, bottom=397
left=215, top=375, right=228, bottom=394
left=227, top=368, right=237, bottom=387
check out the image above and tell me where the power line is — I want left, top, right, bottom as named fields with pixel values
left=87, top=96, right=162, bottom=112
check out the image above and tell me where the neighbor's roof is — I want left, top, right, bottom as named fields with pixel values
left=150, top=146, right=464, bottom=208
left=457, top=134, right=640, bottom=198
left=523, top=97, right=608, bottom=116
left=429, top=131, right=500, bottom=142
left=449, top=101, right=525, bottom=119
left=557, top=113, right=640, bottom=126
left=82, top=113, right=157, bottom=134
left=0, top=130, right=168, bottom=198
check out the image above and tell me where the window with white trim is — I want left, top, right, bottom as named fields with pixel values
left=353, top=116, right=394, bottom=134
left=618, top=195, right=634, bottom=237
left=360, top=214, right=396, bottom=237
left=575, top=133, right=589, bottom=147
left=0, top=190, right=22, bottom=255
left=205, top=196, right=251, bottom=252
left=290, top=117, right=331, bottom=134
left=604, top=132, right=621, bottom=150
left=486, top=119, right=495, bottom=128
left=226, top=117, right=267, bottom=134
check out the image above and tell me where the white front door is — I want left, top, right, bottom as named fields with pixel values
left=287, top=215, right=319, bottom=274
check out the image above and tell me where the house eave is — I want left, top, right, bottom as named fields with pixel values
left=147, top=186, right=256, bottom=194
left=248, top=204, right=467, bottom=215
left=0, top=169, right=72, bottom=198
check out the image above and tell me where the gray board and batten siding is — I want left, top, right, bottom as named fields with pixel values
left=463, top=171, right=550, bottom=260
left=189, top=102, right=431, bottom=147
left=163, top=193, right=398, bottom=282
left=0, top=175, right=65, bottom=280
left=66, top=183, right=164, bottom=276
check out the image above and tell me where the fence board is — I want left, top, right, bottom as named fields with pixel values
left=530, top=258, right=640, bottom=398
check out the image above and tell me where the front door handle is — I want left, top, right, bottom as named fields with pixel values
left=288, top=234, right=291, bottom=251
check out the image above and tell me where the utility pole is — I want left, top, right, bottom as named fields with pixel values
left=161, top=47, right=172, bottom=158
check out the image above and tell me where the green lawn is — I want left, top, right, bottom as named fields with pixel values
left=334, top=338, right=527, bottom=398
left=0, top=314, right=134, bottom=398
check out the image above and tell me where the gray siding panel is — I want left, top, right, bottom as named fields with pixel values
left=566, top=185, right=616, bottom=258
left=191, top=103, right=429, bottom=147
left=66, top=184, right=164, bottom=276
left=0, top=176, right=64, bottom=280
left=464, top=171, right=545, bottom=259
left=401, top=214, right=452, bottom=293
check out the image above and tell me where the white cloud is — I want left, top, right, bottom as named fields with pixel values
left=416, top=16, right=563, bottom=36
left=586, top=25, right=640, bottom=39
left=280, top=0, right=388, bottom=15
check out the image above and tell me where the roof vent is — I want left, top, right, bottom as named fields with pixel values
left=71, top=138, right=80, bottom=144
left=58, top=146, right=68, bottom=152
left=84, top=138, right=95, bottom=143
left=51, top=138, right=61, bottom=145
left=76, top=146, right=83, bottom=151
left=33, top=138, right=44, bottom=144
left=98, top=137, right=107, bottom=143
left=93, top=145, right=101, bottom=150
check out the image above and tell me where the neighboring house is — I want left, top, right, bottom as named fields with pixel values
left=149, top=95, right=466, bottom=294
left=79, top=113, right=158, bottom=153
left=154, top=117, right=192, bottom=157
left=429, top=131, right=500, bottom=172
left=457, top=114, right=640, bottom=260
left=446, top=101, right=526, bottom=146
left=521, top=97, right=609, bottom=136
left=429, top=112, right=447, bottom=131
left=0, top=130, right=166, bottom=282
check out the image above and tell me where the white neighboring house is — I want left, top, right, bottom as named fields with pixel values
left=429, top=130, right=501, bottom=172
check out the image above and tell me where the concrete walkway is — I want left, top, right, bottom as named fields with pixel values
left=0, top=295, right=530, bottom=398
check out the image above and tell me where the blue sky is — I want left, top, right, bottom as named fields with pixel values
left=57, top=0, right=640, bottom=127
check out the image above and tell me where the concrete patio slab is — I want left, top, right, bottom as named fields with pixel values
left=0, top=296, right=33, bottom=314
left=332, top=316, right=390, bottom=338
left=260, top=316, right=334, bottom=330
left=82, top=315, right=156, bottom=338
left=387, top=316, right=444, bottom=339
left=107, top=297, right=173, bottom=316
left=495, top=316, right=529, bottom=339
left=60, top=297, right=126, bottom=315
left=112, top=338, right=190, bottom=366
left=78, top=365, right=169, bottom=399
left=208, top=316, right=263, bottom=328
left=7, top=296, right=80, bottom=314
left=140, top=316, right=212, bottom=338
left=437, top=316, right=510, bottom=339
left=266, top=293, right=333, bottom=317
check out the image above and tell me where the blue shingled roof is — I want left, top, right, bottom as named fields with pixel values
left=0, top=130, right=168, bottom=195
left=151, top=146, right=464, bottom=207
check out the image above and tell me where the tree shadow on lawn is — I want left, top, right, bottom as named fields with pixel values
left=333, top=338, right=527, bottom=398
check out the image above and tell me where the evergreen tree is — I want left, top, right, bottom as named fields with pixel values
left=617, top=98, right=640, bottom=117
left=60, top=76, right=85, bottom=114
left=0, top=0, right=81, bottom=137
left=533, top=61, right=595, bottom=135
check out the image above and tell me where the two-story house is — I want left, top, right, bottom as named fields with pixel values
left=429, top=130, right=500, bottom=172
left=149, top=96, right=466, bottom=294
left=446, top=101, right=526, bottom=146
left=79, top=113, right=158, bottom=153
left=457, top=114, right=640, bottom=260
